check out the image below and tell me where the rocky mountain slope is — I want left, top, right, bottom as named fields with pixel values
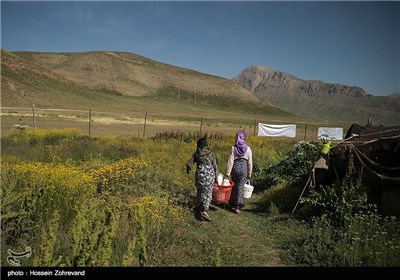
left=233, top=65, right=400, bottom=125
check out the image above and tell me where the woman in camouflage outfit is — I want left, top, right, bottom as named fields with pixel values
left=186, top=137, right=218, bottom=221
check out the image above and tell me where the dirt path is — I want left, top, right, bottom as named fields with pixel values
left=179, top=193, right=288, bottom=267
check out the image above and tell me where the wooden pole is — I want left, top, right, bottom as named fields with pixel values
left=88, top=109, right=92, bottom=136
left=143, top=112, right=147, bottom=138
left=254, top=120, right=257, bottom=136
left=32, top=104, right=36, bottom=129
left=304, top=123, right=308, bottom=141
left=292, top=171, right=313, bottom=214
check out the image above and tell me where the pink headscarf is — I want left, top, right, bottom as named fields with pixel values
left=234, top=131, right=248, bottom=157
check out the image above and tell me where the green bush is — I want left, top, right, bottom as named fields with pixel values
left=253, top=141, right=319, bottom=191
left=4, top=128, right=81, bottom=145
left=276, top=141, right=319, bottom=183
left=286, top=180, right=400, bottom=266
left=300, top=180, right=368, bottom=227
left=258, top=183, right=302, bottom=214
left=285, top=210, right=400, bottom=266
left=1, top=161, right=96, bottom=243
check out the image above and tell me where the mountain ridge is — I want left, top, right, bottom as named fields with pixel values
left=1, top=49, right=295, bottom=123
left=233, top=65, right=400, bottom=125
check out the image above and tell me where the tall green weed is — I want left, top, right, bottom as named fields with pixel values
left=1, top=161, right=95, bottom=241
left=300, top=180, right=368, bottom=227
left=284, top=210, right=400, bottom=266
left=287, top=180, right=400, bottom=266
left=3, top=128, right=80, bottom=145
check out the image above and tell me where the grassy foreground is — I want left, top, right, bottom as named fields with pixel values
left=0, top=128, right=300, bottom=267
left=1, top=128, right=399, bottom=267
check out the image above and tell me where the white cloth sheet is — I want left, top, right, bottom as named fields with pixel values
left=258, top=123, right=296, bottom=138
left=317, top=127, right=343, bottom=140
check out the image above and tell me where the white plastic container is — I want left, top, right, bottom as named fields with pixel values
left=217, top=174, right=223, bottom=186
left=243, top=180, right=254, bottom=199
left=223, top=179, right=230, bottom=186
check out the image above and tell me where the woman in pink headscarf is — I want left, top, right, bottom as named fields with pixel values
left=226, top=131, right=253, bottom=214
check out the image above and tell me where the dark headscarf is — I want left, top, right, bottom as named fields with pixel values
left=197, top=137, right=208, bottom=150
left=195, top=137, right=213, bottom=165
left=234, top=131, right=248, bottom=157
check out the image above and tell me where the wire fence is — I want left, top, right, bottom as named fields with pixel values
left=1, top=105, right=329, bottom=141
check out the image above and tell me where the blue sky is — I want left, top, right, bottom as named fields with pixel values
left=1, top=1, right=399, bottom=96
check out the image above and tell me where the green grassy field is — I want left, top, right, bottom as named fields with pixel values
left=2, top=129, right=399, bottom=267
left=0, top=129, right=298, bottom=267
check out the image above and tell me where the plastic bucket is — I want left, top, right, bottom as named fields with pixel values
left=243, top=180, right=254, bottom=199
left=320, top=144, right=331, bottom=155
left=212, top=180, right=234, bottom=203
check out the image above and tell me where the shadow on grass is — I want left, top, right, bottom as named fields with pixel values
left=210, top=201, right=228, bottom=210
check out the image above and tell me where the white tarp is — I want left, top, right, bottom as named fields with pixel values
left=258, top=123, right=296, bottom=138
left=317, top=127, right=343, bottom=140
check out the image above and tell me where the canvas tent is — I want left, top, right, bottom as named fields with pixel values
left=325, top=124, right=400, bottom=216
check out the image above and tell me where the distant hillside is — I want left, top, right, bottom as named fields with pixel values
left=389, top=92, right=400, bottom=98
left=233, top=65, right=400, bottom=125
left=1, top=49, right=100, bottom=108
left=1, top=50, right=295, bottom=124
left=12, top=51, right=264, bottom=101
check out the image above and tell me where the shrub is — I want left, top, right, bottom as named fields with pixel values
left=131, top=196, right=186, bottom=229
left=4, top=128, right=80, bottom=145
left=253, top=141, right=319, bottom=191
left=117, top=195, right=187, bottom=266
left=68, top=195, right=119, bottom=266
left=285, top=210, right=400, bottom=266
left=87, top=157, right=150, bottom=195
left=300, top=180, right=368, bottom=227
left=1, top=161, right=96, bottom=239
left=152, top=130, right=226, bottom=142
left=286, top=180, right=400, bottom=266
left=258, top=183, right=302, bottom=214
left=275, top=141, right=319, bottom=183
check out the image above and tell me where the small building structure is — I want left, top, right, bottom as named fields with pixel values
left=327, top=124, right=400, bottom=217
